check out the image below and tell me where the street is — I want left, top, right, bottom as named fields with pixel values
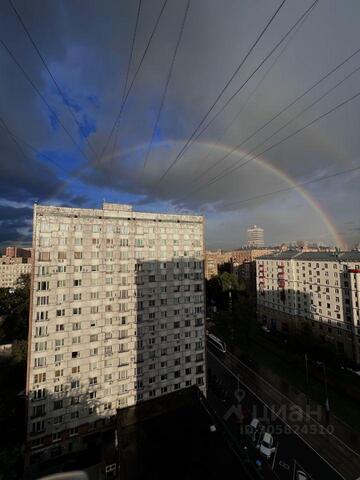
left=207, top=345, right=348, bottom=480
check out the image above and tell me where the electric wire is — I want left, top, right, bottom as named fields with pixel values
left=0, top=38, right=92, bottom=164
left=8, top=0, right=99, bottom=158
left=154, top=0, right=289, bottom=185
left=183, top=60, right=360, bottom=198
left=140, top=0, right=191, bottom=178
left=186, top=4, right=314, bottom=190
left=162, top=0, right=320, bottom=182
left=221, top=164, right=360, bottom=209
left=97, top=0, right=168, bottom=165
left=185, top=45, right=360, bottom=196
left=110, top=0, right=143, bottom=166
left=0, top=118, right=68, bottom=174
left=189, top=88, right=360, bottom=196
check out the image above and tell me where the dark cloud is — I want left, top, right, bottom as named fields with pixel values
left=0, top=0, right=359, bottom=248
left=0, top=205, right=32, bottom=245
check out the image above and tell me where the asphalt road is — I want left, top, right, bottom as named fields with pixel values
left=207, top=345, right=345, bottom=480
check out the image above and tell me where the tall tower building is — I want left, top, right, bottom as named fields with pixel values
left=26, top=203, right=206, bottom=463
left=246, top=225, right=264, bottom=247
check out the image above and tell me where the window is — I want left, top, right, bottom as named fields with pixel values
left=53, top=400, right=63, bottom=410
left=58, top=251, right=67, bottom=261
left=38, top=252, right=51, bottom=262
left=33, top=373, right=46, bottom=384
left=71, top=380, right=80, bottom=389
left=34, top=357, right=46, bottom=368
left=37, top=281, right=49, bottom=291
left=35, top=326, right=47, bottom=337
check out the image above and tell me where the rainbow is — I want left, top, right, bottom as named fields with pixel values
left=196, top=141, right=345, bottom=249
left=39, top=138, right=346, bottom=249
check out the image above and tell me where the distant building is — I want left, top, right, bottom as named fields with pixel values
left=5, top=246, right=32, bottom=259
left=26, top=203, right=206, bottom=467
left=205, top=247, right=278, bottom=295
left=205, top=250, right=232, bottom=279
left=247, top=225, right=264, bottom=247
left=0, top=256, right=31, bottom=288
left=256, top=251, right=360, bottom=362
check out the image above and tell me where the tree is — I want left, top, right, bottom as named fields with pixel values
left=206, top=272, right=244, bottom=311
left=0, top=273, right=30, bottom=342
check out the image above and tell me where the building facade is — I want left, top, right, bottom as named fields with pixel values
left=5, top=245, right=32, bottom=259
left=205, top=247, right=276, bottom=282
left=0, top=256, right=32, bottom=288
left=26, top=203, right=206, bottom=464
left=247, top=225, right=264, bottom=247
left=256, top=251, right=360, bottom=362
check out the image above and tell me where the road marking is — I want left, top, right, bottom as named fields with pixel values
left=208, top=350, right=346, bottom=480
left=293, top=459, right=296, bottom=480
left=272, top=442, right=279, bottom=470
left=222, top=347, right=360, bottom=459
left=279, top=461, right=290, bottom=470
left=296, top=460, right=314, bottom=480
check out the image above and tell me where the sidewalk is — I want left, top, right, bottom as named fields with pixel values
left=226, top=348, right=360, bottom=480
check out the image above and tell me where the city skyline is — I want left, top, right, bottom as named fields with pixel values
left=1, top=1, right=360, bottom=478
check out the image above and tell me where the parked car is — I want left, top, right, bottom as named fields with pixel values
left=249, top=418, right=262, bottom=441
left=257, top=432, right=276, bottom=459
left=296, top=470, right=307, bottom=480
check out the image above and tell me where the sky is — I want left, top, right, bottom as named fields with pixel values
left=0, top=0, right=359, bottom=249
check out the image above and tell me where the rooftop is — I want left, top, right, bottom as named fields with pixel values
left=34, top=203, right=203, bottom=223
left=256, top=251, right=360, bottom=262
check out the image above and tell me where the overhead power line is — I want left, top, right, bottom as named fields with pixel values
left=111, top=0, right=143, bottom=165
left=8, top=0, right=99, bottom=158
left=97, top=0, right=168, bottom=165
left=0, top=38, right=92, bottom=164
left=0, top=117, right=68, bottom=173
left=221, top=164, right=360, bottom=209
left=0, top=115, right=68, bottom=174
left=187, top=3, right=314, bottom=189
left=163, top=0, right=320, bottom=182
left=184, top=58, right=360, bottom=198
left=186, top=45, right=360, bottom=194
left=154, top=0, right=289, bottom=185
left=140, top=0, right=191, bottom=178
left=189, top=88, right=360, bottom=194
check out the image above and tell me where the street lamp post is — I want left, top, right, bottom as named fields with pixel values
left=304, top=353, right=309, bottom=405
left=322, top=363, right=330, bottom=419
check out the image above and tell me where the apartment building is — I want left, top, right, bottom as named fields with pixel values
left=5, top=245, right=32, bottom=259
left=247, top=225, right=264, bottom=247
left=0, top=256, right=32, bottom=288
left=205, top=247, right=276, bottom=281
left=205, top=250, right=232, bottom=279
left=256, top=251, right=360, bottom=362
left=26, top=203, right=206, bottom=464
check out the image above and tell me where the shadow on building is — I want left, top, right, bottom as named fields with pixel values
left=25, top=257, right=206, bottom=478
left=257, top=273, right=357, bottom=363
